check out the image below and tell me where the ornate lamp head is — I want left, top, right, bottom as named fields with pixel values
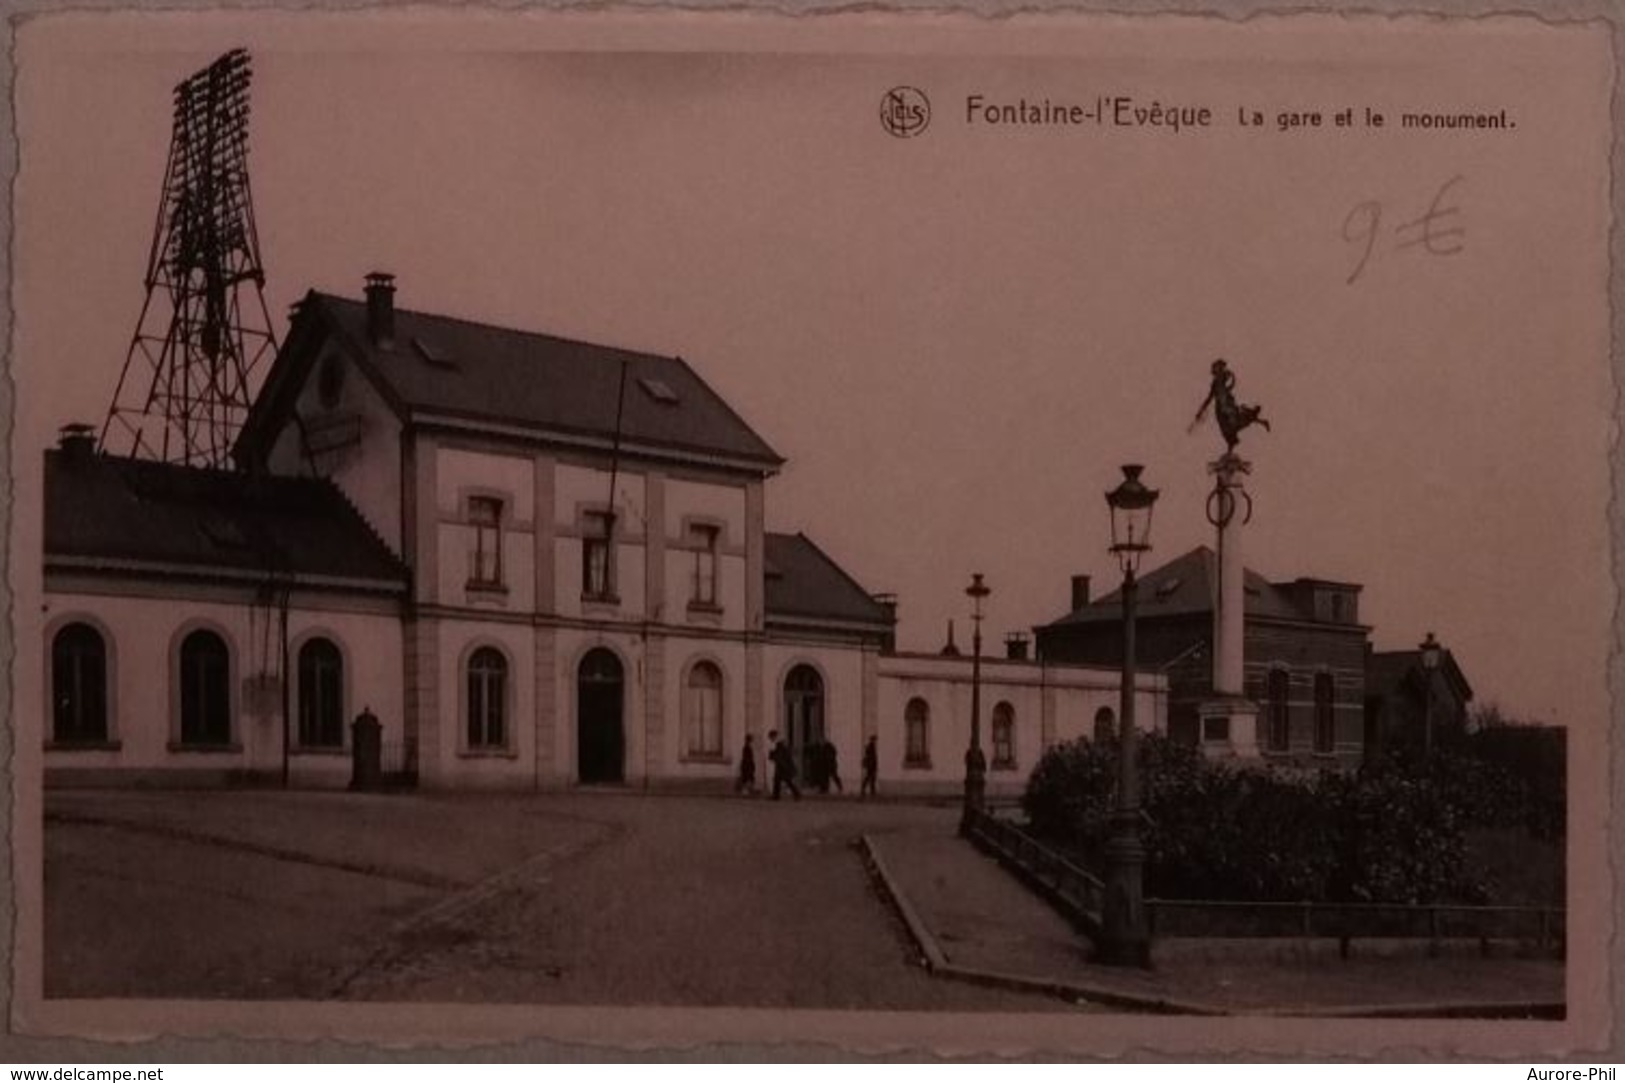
left=1106, top=464, right=1159, bottom=575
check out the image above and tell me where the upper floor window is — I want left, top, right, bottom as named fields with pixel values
left=1313, top=672, right=1335, bottom=754
left=1266, top=668, right=1291, bottom=752
left=178, top=629, right=232, bottom=747
left=52, top=622, right=108, bottom=745
left=691, top=524, right=720, bottom=607
left=468, top=496, right=504, bottom=587
left=297, top=637, right=345, bottom=749
left=582, top=511, right=616, bottom=601
left=991, top=702, right=1015, bottom=768
left=904, top=698, right=930, bottom=766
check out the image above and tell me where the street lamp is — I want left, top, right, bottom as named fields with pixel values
left=1102, top=464, right=1158, bottom=967
left=1419, top=631, right=1442, bottom=757
left=960, top=573, right=991, bottom=835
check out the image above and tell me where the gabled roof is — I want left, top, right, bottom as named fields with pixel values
left=1040, top=545, right=1320, bottom=629
left=1368, top=647, right=1474, bottom=705
left=44, top=450, right=407, bottom=589
left=240, top=290, right=783, bottom=471
left=764, top=532, right=892, bottom=627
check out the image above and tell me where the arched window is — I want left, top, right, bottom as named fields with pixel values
left=1093, top=706, right=1117, bottom=743
left=52, top=622, right=107, bottom=745
left=991, top=701, right=1015, bottom=768
left=904, top=698, right=930, bottom=766
left=179, top=629, right=232, bottom=746
left=685, top=661, right=724, bottom=757
left=466, top=647, right=508, bottom=750
left=1267, top=668, right=1291, bottom=752
left=297, top=638, right=345, bottom=749
left=1313, top=672, right=1335, bottom=754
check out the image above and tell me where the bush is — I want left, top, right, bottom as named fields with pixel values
left=1022, top=734, right=1484, bottom=903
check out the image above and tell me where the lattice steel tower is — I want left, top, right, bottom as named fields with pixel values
left=100, top=48, right=277, bottom=467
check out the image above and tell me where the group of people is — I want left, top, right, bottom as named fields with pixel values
left=736, top=733, right=879, bottom=801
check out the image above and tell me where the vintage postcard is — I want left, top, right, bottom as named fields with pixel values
left=6, top=3, right=1615, bottom=1060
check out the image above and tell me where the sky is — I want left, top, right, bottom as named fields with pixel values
left=12, top=10, right=1615, bottom=729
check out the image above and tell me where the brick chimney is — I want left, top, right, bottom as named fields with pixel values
left=1071, top=574, right=1091, bottom=610
left=872, top=593, right=898, bottom=654
left=364, top=272, right=396, bottom=349
left=57, top=422, right=96, bottom=462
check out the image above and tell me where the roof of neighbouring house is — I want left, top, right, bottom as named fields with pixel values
left=44, top=449, right=407, bottom=588
left=764, top=532, right=893, bottom=628
left=240, top=290, right=783, bottom=470
left=1367, top=647, right=1475, bottom=705
left=1039, top=545, right=1350, bottom=629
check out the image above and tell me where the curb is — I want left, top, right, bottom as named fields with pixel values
left=858, top=834, right=1564, bottom=1020
left=860, top=833, right=1227, bottom=1016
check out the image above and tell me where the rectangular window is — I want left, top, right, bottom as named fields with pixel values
left=469, top=496, right=503, bottom=586
left=582, top=511, right=616, bottom=600
left=1313, top=672, right=1336, bottom=753
left=1267, top=669, right=1291, bottom=752
left=691, top=524, right=719, bottom=607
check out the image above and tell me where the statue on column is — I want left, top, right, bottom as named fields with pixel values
left=1190, top=359, right=1270, bottom=452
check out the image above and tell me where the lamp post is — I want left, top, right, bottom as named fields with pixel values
left=960, top=573, right=991, bottom=835
left=1419, top=631, right=1442, bottom=758
left=1102, top=464, right=1158, bottom=967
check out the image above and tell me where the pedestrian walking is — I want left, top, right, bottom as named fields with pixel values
left=769, top=730, right=800, bottom=801
left=736, top=733, right=758, bottom=795
left=825, top=740, right=844, bottom=794
left=861, top=734, right=878, bottom=798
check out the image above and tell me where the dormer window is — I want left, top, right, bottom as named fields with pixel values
left=468, top=496, right=503, bottom=587
left=639, top=377, right=679, bottom=405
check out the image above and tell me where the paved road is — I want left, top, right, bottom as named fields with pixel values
left=45, top=789, right=1081, bottom=1011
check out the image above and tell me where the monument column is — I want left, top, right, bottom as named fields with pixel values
left=1202, top=454, right=1259, bottom=758
left=1189, top=357, right=1269, bottom=761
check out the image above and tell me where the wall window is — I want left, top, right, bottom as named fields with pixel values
left=468, top=496, right=504, bottom=586
left=904, top=698, right=930, bottom=766
left=297, top=637, right=345, bottom=749
left=691, top=524, right=720, bottom=607
left=1313, top=672, right=1336, bottom=754
left=52, top=622, right=108, bottom=745
left=1267, top=668, right=1291, bottom=752
left=466, top=646, right=508, bottom=750
left=684, top=661, right=724, bottom=757
left=991, top=701, right=1015, bottom=769
left=582, top=511, right=616, bottom=600
left=178, top=629, right=232, bottom=747
left=1093, top=706, right=1117, bottom=743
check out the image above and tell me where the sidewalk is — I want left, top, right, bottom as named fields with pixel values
left=864, top=826, right=1564, bottom=1017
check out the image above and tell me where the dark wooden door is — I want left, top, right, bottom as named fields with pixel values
left=578, top=648, right=624, bottom=783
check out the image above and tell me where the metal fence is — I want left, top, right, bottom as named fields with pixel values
left=1146, top=898, right=1564, bottom=956
left=378, top=738, right=419, bottom=787
left=966, top=808, right=1563, bottom=957
left=964, top=807, right=1105, bottom=936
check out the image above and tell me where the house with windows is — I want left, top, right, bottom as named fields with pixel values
left=1034, top=546, right=1371, bottom=768
left=1363, top=644, right=1474, bottom=764
left=42, top=274, right=1162, bottom=792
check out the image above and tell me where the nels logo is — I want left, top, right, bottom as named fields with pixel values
left=880, top=87, right=930, bottom=138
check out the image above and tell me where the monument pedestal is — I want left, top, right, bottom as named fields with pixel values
left=1198, top=696, right=1259, bottom=760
